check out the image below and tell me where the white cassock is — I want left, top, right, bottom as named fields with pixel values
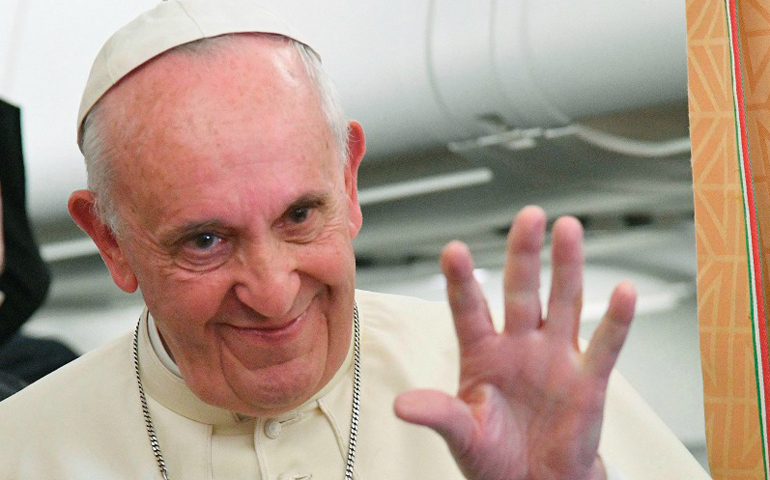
left=0, top=290, right=709, bottom=479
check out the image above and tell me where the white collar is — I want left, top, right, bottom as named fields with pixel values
left=147, top=313, right=182, bottom=378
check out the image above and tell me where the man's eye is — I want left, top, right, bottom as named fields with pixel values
left=190, top=232, right=221, bottom=250
left=175, top=231, right=230, bottom=271
left=288, top=207, right=311, bottom=224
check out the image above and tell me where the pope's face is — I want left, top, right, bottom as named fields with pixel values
left=97, top=36, right=363, bottom=416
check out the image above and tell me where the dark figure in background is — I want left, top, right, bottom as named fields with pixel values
left=0, top=100, right=49, bottom=341
left=0, top=99, right=77, bottom=399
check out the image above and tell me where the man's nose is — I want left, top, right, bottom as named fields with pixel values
left=232, top=239, right=300, bottom=319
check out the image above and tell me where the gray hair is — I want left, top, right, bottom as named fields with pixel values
left=80, top=33, right=350, bottom=236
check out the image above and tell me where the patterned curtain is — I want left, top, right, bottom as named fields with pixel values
left=688, top=1, right=770, bottom=478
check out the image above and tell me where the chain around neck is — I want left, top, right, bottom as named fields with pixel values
left=132, top=304, right=362, bottom=480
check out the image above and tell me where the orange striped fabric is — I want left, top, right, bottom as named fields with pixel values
left=688, top=0, right=770, bottom=478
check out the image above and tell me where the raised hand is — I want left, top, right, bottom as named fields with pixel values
left=394, top=206, right=636, bottom=480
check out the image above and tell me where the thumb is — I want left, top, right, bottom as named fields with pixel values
left=394, top=389, right=476, bottom=455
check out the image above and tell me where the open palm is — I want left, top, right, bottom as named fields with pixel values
left=395, top=206, right=636, bottom=480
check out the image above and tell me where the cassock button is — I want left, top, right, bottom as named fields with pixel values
left=265, top=419, right=282, bottom=439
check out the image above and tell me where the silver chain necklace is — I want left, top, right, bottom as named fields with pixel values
left=132, top=304, right=362, bottom=480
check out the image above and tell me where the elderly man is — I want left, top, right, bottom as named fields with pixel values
left=0, top=1, right=709, bottom=479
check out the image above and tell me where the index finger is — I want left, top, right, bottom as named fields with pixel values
left=441, top=240, right=496, bottom=351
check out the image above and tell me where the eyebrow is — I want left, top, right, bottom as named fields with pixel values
left=283, top=192, right=329, bottom=213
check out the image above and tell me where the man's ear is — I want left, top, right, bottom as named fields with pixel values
left=344, top=120, right=365, bottom=238
left=68, top=189, right=138, bottom=293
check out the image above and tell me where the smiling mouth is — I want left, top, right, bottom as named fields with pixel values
left=219, top=310, right=308, bottom=345
left=232, top=317, right=298, bottom=333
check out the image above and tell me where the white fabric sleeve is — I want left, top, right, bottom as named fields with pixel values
left=605, top=461, right=632, bottom=480
left=598, top=370, right=712, bottom=479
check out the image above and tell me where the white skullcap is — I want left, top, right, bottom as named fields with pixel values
left=77, top=0, right=314, bottom=148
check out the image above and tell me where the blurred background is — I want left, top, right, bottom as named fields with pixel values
left=0, top=0, right=704, bottom=469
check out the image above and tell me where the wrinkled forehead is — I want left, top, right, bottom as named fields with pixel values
left=100, top=36, right=327, bottom=166
left=96, top=46, right=341, bottom=233
left=97, top=40, right=336, bottom=199
left=77, top=0, right=316, bottom=149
